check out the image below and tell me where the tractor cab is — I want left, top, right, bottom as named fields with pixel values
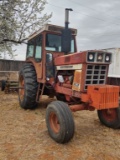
left=26, top=24, right=77, bottom=83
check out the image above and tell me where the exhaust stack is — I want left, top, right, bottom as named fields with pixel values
left=65, top=8, right=73, bottom=29
left=61, top=8, right=73, bottom=54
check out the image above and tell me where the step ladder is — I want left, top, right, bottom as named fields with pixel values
left=36, top=83, right=45, bottom=102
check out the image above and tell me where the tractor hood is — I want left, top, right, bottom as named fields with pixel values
left=54, top=50, right=112, bottom=65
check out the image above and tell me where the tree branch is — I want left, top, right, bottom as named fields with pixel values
left=0, top=38, right=28, bottom=44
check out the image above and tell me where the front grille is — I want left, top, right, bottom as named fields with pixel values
left=84, top=65, right=107, bottom=90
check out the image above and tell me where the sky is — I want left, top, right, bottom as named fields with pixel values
left=6, top=0, right=120, bottom=60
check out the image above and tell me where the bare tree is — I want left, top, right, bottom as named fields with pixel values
left=0, top=0, right=51, bottom=56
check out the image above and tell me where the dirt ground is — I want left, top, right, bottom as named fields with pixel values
left=0, top=91, right=120, bottom=160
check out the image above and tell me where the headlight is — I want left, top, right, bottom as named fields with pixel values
left=89, top=54, right=93, bottom=60
left=87, top=52, right=95, bottom=62
left=105, top=54, right=111, bottom=62
left=97, top=53, right=103, bottom=62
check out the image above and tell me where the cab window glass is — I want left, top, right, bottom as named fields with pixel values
left=27, top=35, right=42, bottom=61
left=46, top=34, right=61, bottom=52
left=35, top=35, right=42, bottom=60
left=27, top=39, right=35, bottom=57
left=70, top=39, right=75, bottom=53
left=45, top=34, right=75, bottom=53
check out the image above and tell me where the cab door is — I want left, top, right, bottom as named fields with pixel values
left=34, top=35, right=43, bottom=80
left=26, top=34, right=43, bottom=82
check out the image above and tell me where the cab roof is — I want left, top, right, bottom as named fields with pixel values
left=28, top=24, right=77, bottom=40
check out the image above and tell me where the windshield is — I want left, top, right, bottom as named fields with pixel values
left=45, top=34, right=75, bottom=53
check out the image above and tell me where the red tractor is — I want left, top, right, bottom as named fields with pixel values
left=18, top=9, right=120, bottom=143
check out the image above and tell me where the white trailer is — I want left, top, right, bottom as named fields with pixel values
left=102, top=48, right=120, bottom=86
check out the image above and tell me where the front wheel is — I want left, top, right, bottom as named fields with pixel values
left=46, top=101, right=75, bottom=143
left=97, top=107, right=120, bottom=129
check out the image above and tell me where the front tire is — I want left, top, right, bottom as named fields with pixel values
left=18, top=63, right=38, bottom=109
left=97, top=107, right=120, bottom=129
left=46, top=101, right=75, bottom=143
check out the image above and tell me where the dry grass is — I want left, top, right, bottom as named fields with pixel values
left=0, top=91, right=120, bottom=160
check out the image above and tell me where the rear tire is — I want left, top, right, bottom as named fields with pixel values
left=18, top=63, right=38, bottom=109
left=97, top=107, right=120, bottom=129
left=46, top=101, right=75, bottom=143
